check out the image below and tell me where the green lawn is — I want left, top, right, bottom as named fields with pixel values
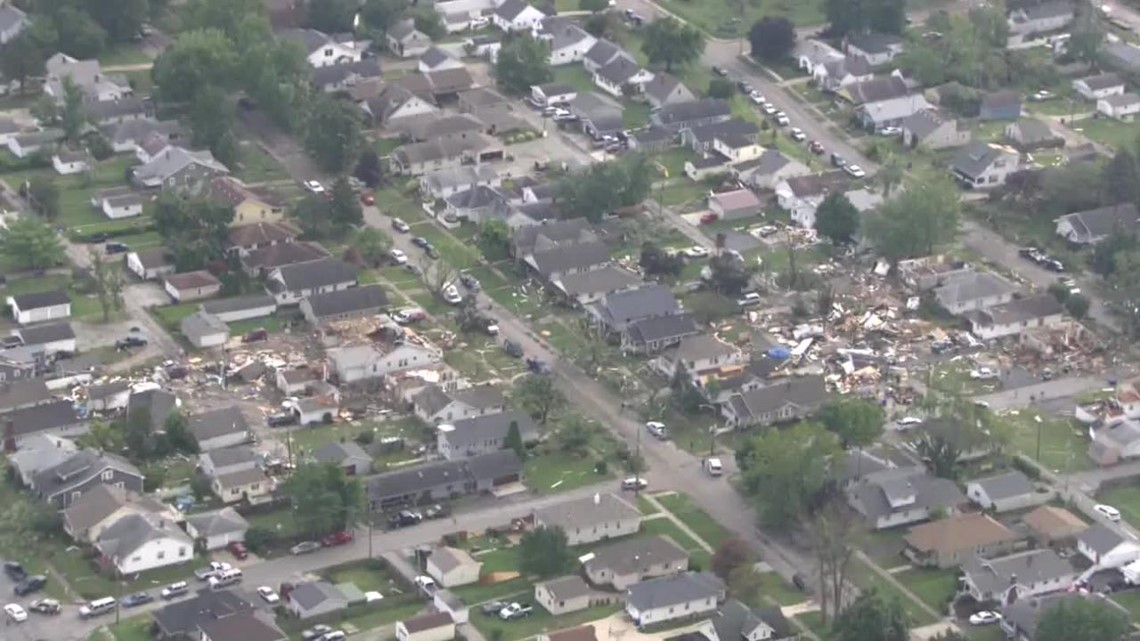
left=623, top=103, right=652, bottom=128
left=998, top=409, right=1092, bottom=475
left=655, top=0, right=823, bottom=36
left=1111, top=589, right=1140, bottom=620
left=756, top=571, right=806, bottom=606
left=7, top=155, right=139, bottom=231
left=111, top=615, right=153, bottom=641
left=656, top=493, right=731, bottom=548
left=326, top=560, right=403, bottom=592
left=453, top=580, right=529, bottom=605
left=658, top=180, right=708, bottom=207
left=794, top=611, right=831, bottom=640
left=893, top=567, right=957, bottom=612
left=99, top=46, right=153, bottom=67
left=524, top=452, right=610, bottom=494
left=471, top=603, right=621, bottom=641
left=1098, top=485, right=1140, bottom=527
left=847, top=557, right=938, bottom=626
left=1069, top=116, right=1140, bottom=150
left=637, top=494, right=660, bottom=514
left=228, top=314, right=290, bottom=337
left=236, top=142, right=290, bottom=183
left=641, top=516, right=703, bottom=551
left=552, top=66, right=596, bottom=93
left=152, top=302, right=199, bottom=328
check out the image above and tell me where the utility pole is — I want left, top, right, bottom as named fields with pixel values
left=634, top=423, right=642, bottom=497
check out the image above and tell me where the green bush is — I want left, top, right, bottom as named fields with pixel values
left=244, top=525, right=280, bottom=555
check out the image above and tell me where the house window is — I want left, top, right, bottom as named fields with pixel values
left=179, top=547, right=187, bottom=557
left=102, top=470, right=114, bottom=481
left=157, top=550, right=165, bottom=560
left=324, top=48, right=333, bottom=57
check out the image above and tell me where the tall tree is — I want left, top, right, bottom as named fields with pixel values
left=518, top=526, right=573, bottom=577
left=710, top=537, right=753, bottom=580
left=153, top=28, right=240, bottom=103
left=1069, top=9, right=1104, bottom=68
left=347, top=227, right=392, bottom=266
left=641, top=18, right=704, bottom=72
left=815, top=192, right=860, bottom=245
left=505, top=421, right=525, bottom=458
left=915, top=433, right=961, bottom=480
left=495, top=34, right=552, bottom=95
left=60, top=77, right=86, bottom=142
left=89, top=0, right=149, bottom=43
left=360, top=0, right=406, bottom=38
left=153, top=193, right=234, bottom=270
left=867, top=0, right=906, bottom=35
left=833, top=589, right=909, bottom=641
left=0, top=34, right=45, bottom=93
left=1104, top=149, right=1140, bottom=206
left=89, top=249, right=125, bottom=322
left=410, top=6, right=446, bottom=40
left=26, top=176, right=61, bottom=220
left=0, top=217, right=64, bottom=271
left=818, top=399, right=884, bottom=448
left=514, top=374, right=566, bottom=425
left=282, top=462, right=364, bottom=536
left=1037, top=596, right=1130, bottom=641
left=878, top=153, right=906, bottom=196
left=355, top=149, right=383, bottom=187
left=738, top=422, right=840, bottom=528
left=190, top=85, right=239, bottom=167
left=329, top=176, right=364, bottom=232
left=305, top=97, right=364, bottom=173
left=291, top=195, right=335, bottom=239
left=556, top=155, right=653, bottom=222
left=865, top=175, right=960, bottom=262
left=748, top=17, right=796, bottom=62
left=554, top=416, right=593, bottom=457
left=807, top=498, right=861, bottom=623
left=477, top=219, right=510, bottom=261
left=306, top=0, right=359, bottom=33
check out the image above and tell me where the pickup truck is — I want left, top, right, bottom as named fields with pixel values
left=498, top=603, right=533, bottom=621
left=194, top=561, right=231, bottom=581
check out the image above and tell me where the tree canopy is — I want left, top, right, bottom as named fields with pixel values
left=737, top=421, right=840, bottom=528
left=641, top=18, right=704, bottom=72
left=815, top=192, right=860, bottom=245
left=0, top=217, right=65, bottom=271
left=514, top=374, right=566, bottom=425
left=1037, top=597, right=1130, bottom=641
left=826, top=0, right=906, bottom=36
left=495, top=34, right=552, bottom=95
left=833, top=589, right=909, bottom=641
left=153, top=192, right=234, bottom=270
left=818, top=399, right=884, bottom=447
left=282, top=462, right=365, bottom=536
left=556, top=155, right=654, bottom=222
left=518, top=526, right=574, bottom=577
left=305, top=98, right=365, bottom=174
left=749, top=18, right=796, bottom=62
left=865, top=175, right=960, bottom=262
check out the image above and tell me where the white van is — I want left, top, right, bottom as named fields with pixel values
left=705, top=457, right=723, bottom=477
left=208, top=568, right=243, bottom=590
left=79, top=597, right=117, bottom=618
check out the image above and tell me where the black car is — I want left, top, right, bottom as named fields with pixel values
left=481, top=601, right=509, bottom=616
left=14, top=575, right=47, bottom=596
left=387, top=510, right=422, bottom=528
left=115, top=336, right=148, bottom=350
left=712, top=65, right=728, bottom=76
left=830, top=153, right=846, bottom=168
left=3, top=562, right=26, bottom=582
left=105, top=242, right=129, bottom=254
left=792, top=573, right=807, bottom=591
left=459, top=273, right=480, bottom=291
left=122, top=592, right=154, bottom=608
left=502, top=339, right=524, bottom=358
left=267, top=413, right=297, bottom=427
left=411, top=236, right=429, bottom=249
left=87, top=233, right=110, bottom=243
left=737, top=80, right=753, bottom=93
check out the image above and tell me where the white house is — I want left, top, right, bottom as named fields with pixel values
left=181, top=310, right=230, bottom=349
left=413, top=384, right=506, bottom=424
left=91, top=188, right=145, bottom=219
left=396, top=612, right=455, bottom=641
left=126, top=248, right=174, bottom=281
left=0, top=4, right=29, bottom=45
left=493, top=0, right=547, bottom=32
left=281, top=28, right=366, bottom=68
left=184, top=507, right=249, bottom=551
left=964, top=295, right=1065, bottom=340
left=52, top=150, right=89, bottom=175
left=625, top=572, right=725, bottom=629
left=933, top=271, right=1018, bottom=315
left=12, top=322, right=77, bottom=358
left=7, top=291, right=71, bottom=325
left=426, top=547, right=482, bottom=587
left=950, top=141, right=1020, bottom=189
left=534, top=493, right=641, bottom=546
left=534, top=18, right=597, bottom=66
left=961, top=549, right=1075, bottom=603
left=328, top=343, right=442, bottom=384
left=796, top=39, right=844, bottom=74
left=6, top=130, right=64, bottom=159
left=775, top=172, right=849, bottom=229
left=965, top=470, right=1044, bottom=513
left=593, top=56, right=653, bottom=97
left=266, top=258, right=357, bottom=306
left=1073, top=73, right=1126, bottom=101
left=419, top=47, right=465, bottom=74
left=1090, top=418, right=1140, bottom=466
left=95, top=513, right=194, bottom=574
left=1098, top=93, right=1140, bottom=121
left=1078, top=523, right=1140, bottom=568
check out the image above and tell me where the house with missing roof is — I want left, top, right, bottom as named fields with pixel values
left=437, top=410, right=538, bottom=460
left=847, top=465, right=967, bottom=530
left=582, top=534, right=690, bottom=590
left=1055, top=203, right=1140, bottom=245
left=534, top=493, right=641, bottom=545
left=427, top=546, right=482, bottom=587
left=625, top=572, right=725, bottom=628
left=961, top=549, right=1075, bottom=603
left=903, top=512, right=1022, bottom=568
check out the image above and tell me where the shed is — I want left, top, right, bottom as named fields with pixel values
left=181, top=310, right=230, bottom=349
left=184, top=507, right=250, bottom=550
left=397, top=612, right=455, bottom=641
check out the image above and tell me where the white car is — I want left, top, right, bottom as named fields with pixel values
left=969, top=368, right=999, bottom=381
left=789, top=127, right=806, bottom=141
left=749, top=91, right=765, bottom=105
left=390, top=249, right=407, bottom=265
left=442, top=285, right=463, bottom=305
left=621, top=477, right=648, bottom=490
left=645, top=421, right=667, bottom=439
left=761, top=103, right=777, bottom=115
left=4, top=604, right=27, bottom=623
left=364, top=591, right=384, bottom=603
left=303, top=180, right=325, bottom=194
left=737, top=292, right=762, bottom=307
left=392, top=217, right=411, bottom=233
left=469, top=15, right=490, bottom=28
left=877, top=126, right=901, bottom=136
left=969, top=611, right=1001, bottom=626
left=683, top=246, right=710, bottom=258
left=844, top=164, right=866, bottom=178
left=895, top=417, right=923, bottom=429
left=774, top=112, right=790, bottom=126
left=414, top=576, right=436, bottom=591
left=257, top=586, right=280, bottom=604
left=1095, top=504, right=1122, bottom=522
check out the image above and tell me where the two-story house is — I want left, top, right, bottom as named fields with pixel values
left=721, top=376, right=828, bottom=428
left=413, top=384, right=506, bottom=424
left=950, top=141, right=1019, bottom=189
left=266, top=258, right=358, bottom=306
left=437, top=411, right=538, bottom=460
left=32, top=450, right=144, bottom=508
left=131, top=146, right=230, bottom=194
left=328, top=343, right=442, bottom=384
left=847, top=465, right=967, bottom=530
left=281, top=28, right=366, bottom=68
left=588, top=284, right=681, bottom=336
left=932, top=271, right=1017, bottom=315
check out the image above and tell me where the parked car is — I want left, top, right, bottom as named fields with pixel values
left=360, top=192, right=374, bottom=206
left=29, top=598, right=60, bottom=615
left=808, top=141, right=825, bottom=154
left=442, top=284, right=463, bottom=305
left=700, top=212, right=719, bottom=224
left=105, top=242, right=129, bottom=254
left=267, top=413, right=297, bottom=427
left=877, top=126, right=902, bottom=136
left=789, top=127, right=806, bottom=142
left=423, top=504, right=448, bottom=519
left=459, top=272, right=481, bottom=291
left=969, top=368, right=999, bottom=380
left=425, top=244, right=440, bottom=259
left=4, top=604, right=27, bottom=623
left=712, top=65, right=728, bottom=76
left=503, top=339, right=524, bottom=358
left=227, top=542, right=249, bottom=560
left=969, top=611, right=1001, bottom=626
left=160, top=582, right=189, bottom=600
left=392, top=218, right=410, bottom=233
left=194, top=562, right=232, bottom=581
left=774, top=112, right=790, bottom=126
left=390, top=248, right=408, bottom=265
left=411, top=236, right=429, bottom=248
left=414, top=576, right=436, bottom=592
left=3, top=562, right=25, bottom=582
left=683, top=246, right=709, bottom=259
left=242, top=329, right=268, bottom=343
left=1095, top=504, right=1122, bottom=522
left=290, top=541, right=322, bottom=555
left=257, top=586, right=280, bottom=604
left=830, top=152, right=846, bottom=167
left=498, top=603, right=533, bottom=621
left=391, top=308, right=427, bottom=324
left=761, top=103, right=777, bottom=115
left=481, top=601, right=510, bottom=616
left=115, top=336, right=148, bottom=350
left=844, top=164, right=866, bottom=178
left=304, top=180, right=325, bottom=194
left=302, top=625, right=334, bottom=641
left=322, top=531, right=354, bottom=547
left=737, top=292, right=762, bottom=307
left=388, top=510, right=423, bottom=528
left=621, top=477, right=648, bottom=490
left=749, top=91, right=765, bottom=105
left=121, top=592, right=154, bottom=608
left=895, top=417, right=924, bottom=429
left=645, top=421, right=667, bottom=440
left=14, top=575, right=46, bottom=596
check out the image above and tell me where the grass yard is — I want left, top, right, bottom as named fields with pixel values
left=0, top=273, right=113, bottom=322
left=376, top=188, right=431, bottom=224
left=641, top=515, right=703, bottom=551
left=374, top=137, right=403, bottom=157
left=552, top=66, right=596, bottom=94
left=99, top=46, right=153, bottom=67
left=893, top=567, right=958, bottom=612
left=1069, top=116, right=1140, bottom=150
left=651, top=148, right=699, bottom=178
left=623, top=103, right=652, bottom=129
left=1111, top=589, right=1140, bottom=620
left=794, top=611, right=831, bottom=640
left=453, top=580, right=529, bottom=604
left=847, top=557, right=938, bottom=626
left=111, top=616, right=154, bottom=641
left=998, top=409, right=1092, bottom=475
left=1098, top=485, right=1140, bottom=528
left=326, top=560, right=403, bottom=592
left=152, top=301, right=199, bottom=328
left=655, top=0, right=823, bottom=36
left=236, top=142, right=290, bottom=183
left=524, top=451, right=610, bottom=494
left=335, top=602, right=424, bottom=636
left=756, top=571, right=805, bottom=606
left=471, top=603, right=622, bottom=641
left=655, top=492, right=731, bottom=548
left=658, top=180, right=709, bottom=207
left=10, top=156, right=139, bottom=230
left=637, top=494, right=660, bottom=514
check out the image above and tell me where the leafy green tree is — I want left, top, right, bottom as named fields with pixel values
left=164, top=411, right=200, bottom=454
left=305, top=98, right=364, bottom=173
left=555, top=416, right=593, bottom=457
left=360, top=0, right=406, bottom=38
left=639, top=241, right=683, bottom=278
left=306, top=0, right=359, bottom=33
left=153, top=193, right=234, bottom=270
left=641, top=18, right=704, bottom=72
left=348, top=227, right=393, bottom=266
left=190, top=85, right=239, bottom=167
left=477, top=219, right=511, bottom=261
left=26, top=176, right=61, bottom=220
left=865, top=175, right=960, bottom=262
left=738, top=422, right=840, bottom=529
left=44, top=6, right=109, bottom=58
left=88, top=0, right=149, bottom=43
left=580, top=0, right=608, bottom=11
left=495, top=34, right=552, bottom=95
left=748, top=17, right=795, bottom=62
left=0, top=217, right=64, bottom=271
left=1066, top=294, right=1090, bottom=319
left=330, top=177, right=364, bottom=232
left=833, top=589, right=909, bottom=641
left=1104, top=150, right=1140, bottom=206
left=708, top=253, right=752, bottom=295
left=707, top=77, right=734, bottom=99
left=410, top=6, right=446, bottom=40
left=60, top=77, right=86, bottom=142
left=515, top=374, right=566, bottom=425
left=815, top=192, right=860, bottom=245
left=556, top=155, right=653, bottom=222
left=291, top=194, right=336, bottom=239
left=89, top=249, right=125, bottom=322
left=915, top=433, right=960, bottom=480
left=152, top=28, right=240, bottom=103
left=190, top=475, right=213, bottom=501
left=1069, top=9, right=1104, bottom=68
left=183, top=0, right=268, bottom=38
left=518, top=526, right=573, bottom=577
left=818, top=399, right=884, bottom=448
left=0, top=34, right=45, bottom=93
left=878, top=153, right=906, bottom=197
left=710, top=537, right=753, bottom=580
left=355, top=149, right=383, bottom=187
left=1037, top=597, right=1129, bottom=641
left=282, top=462, right=365, bottom=536
left=505, top=421, right=525, bottom=458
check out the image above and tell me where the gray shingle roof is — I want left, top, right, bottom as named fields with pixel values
left=624, top=313, right=699, bottom=345
left=655, top=99, right=732, bottom=126
left=672, top=334, right=739, bottom=362
left=16, top=322, right=75, bottom=345
left=203, top=446, right=257, bottom=470
left=275, top=258, right=357, bottom=292
left=962, top=549, right=1074, bottom=596
left=734, top=149, right=793, bottom=176
left=290, top=581, right=344, bottom=610
left=555, top=266, right=641, bottom=297
left=709, top=600, right=793, bottom=641
left=901, top=109, right=948, bottom=140
left=198, top=612, right=285, bottom=641
left=152, top=590, right=253, bottom=636
left=969, top=470, right=1033, bottom=502
left=83, top=97, right=148, bottom=122
left=185, top=507, right=249, bottom=538
left=626, top=572, right=724, bottom=611
left=11, top=290, right=69, bottom=309
left=1078, top=522, right=1128, bottom=556
left=585, top=39, right=622, bottom=67
left=201, top=294, right=277, bottom=315
left=584, top=534, right=688, bottom=577
left=535, top=492, right=640, bottom=530
left=849, top=466, right=967, bottom=520
left=368, top=451, right=521, bottom=500
left=1010, top=118, right=1056, bottom=144
left=440, top=410, right=537, bottom=450
left=133, top=146, right=229, bottom=184
left=729, top=376, right=827, bottom=420
left=933, top=271, right=1017, bottom=306
left=951, top=141, right=1009, bottom=179
left=97, top=513, right=192, bottom=561
left=63, top=483, right=164, bottom=535
left=539, top=575, right=592, bottom=601
left=0, top=4, right=28, bottom=35
left=430, top=546, right=479, bottom=574
left=420, top=46, right=454, bottom=69
left=1002, top=593, right=1089, bottom=640
left=303, top=285, right=388, bottom=319
left=530, top=240, right=611, bottom=276
left=964, top=294, right=1064, bottom=327
left=846, top=32, right=902, bottom=55
left=596, top=56, right=642, bottom=85
left=512, top=218, right=595, bottom=255
left=180, top=310, right=228, bottom=341
left=189, top=406, right=249, bottom=442
left=1079, top=73, right=1123, bottom=92
left=843, top=75, right=909, bottom=105
left=593, top=284, right=679, bottom=327
left=8, top=399, right=85, bottom=437
left=313, top=441, right=371, bottom=466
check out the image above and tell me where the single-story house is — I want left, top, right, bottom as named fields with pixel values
left=368, top=450, right=522, bottom=511
left=426, top=546, right=482, bottom=587
left=188, top=406, right=251, bottom=452
left=1098, top=93, right=1140, bottom=121
left=313, top=441, right=372, bottom=476
left=961, top=549, right=1075, bottom=603
left=95, top=513, right=194, bottom=574
left=200, top=295, right=278, bottom=323
left=1022, top=505, right=1088, bottom=545
left=181, top=310, right=230, bottom=349
left=92, top=186, right=146, bottom=219
left=845, top=33, right=904, bottom=66
left=695, top=600, right=795, bottom=641
left=1005, top=118, right=1062, bottom=150
left=965, top=470, right=1043, bottom=512
left=12, top=321, right=75, bottom=357
left=932, top=270, right=1017, bottom=314
left=903, top=512, right=1021, bottom=569
left=301, top=284, right=388, bottom=326
left=732, top=150, right=811, bottom=190
left=328, top=343, right=442, bottom=384
left=413, top=384, right=506, bottom=425
left=901, top=109, right=970, bottom=150
left=534, top=493, right=641, bottom=546
left=1077, top=522, right=1140, bottom=568
left=7, top=290, right=71, bottom=325
left=396, top=612, right=454, bottom=641
left=62, top=483, right=178, bottom=543
left=184, top=507, right=250, bottom=550
left=536, top=576, right=595, bottom=615
left=1056, top=203, right=1140, bottom=245
left=437, top=410, right=538, bottom=461
left=1074, top=73, right=1125, bottom=101
left=52, top=149, right=90, bottom=175
left=287, top=581, right=349, bottom=619
left=950, top=141, right=1020, bottom=189
left=126, top=248, right=175, bottom=280
left=583, top=534, right=689, bottom=590
left=620, top=313, right=701, bottom=356
left=266, top=257, right=358, bottom=306
left=212, top=467, right=269, bottom=504
left=164, top=271, right=222, bottom=303
left=625, top=572, right=725, bottom=629
left=980, top=90, right=1022, bottom=121
left=551, top=266, right=642, bottom=307
left=721, top=376, right=827, bottom=428
left=708, top=189, right=762, bottom=222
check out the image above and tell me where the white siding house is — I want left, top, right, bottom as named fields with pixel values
left=7, top=291, right=71, bottom=325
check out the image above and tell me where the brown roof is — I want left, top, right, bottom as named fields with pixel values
left=243, top=242, right=330, bottom=270
left=547, top=627, right=598, bottom=641
left=228, top=222, right=298, bottom=248
left=903, top=512, right=1019, bottom=555
left=401, top=611, right=453, bottom=633
left=133, top=247, right=171, bottom=269
left=165, top=270, right=221, bottom=291
left=1022, top=505, right=1088, bottom=540
left=209, top=176, right=285, bottom=209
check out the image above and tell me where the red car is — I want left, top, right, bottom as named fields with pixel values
left=808, top=140, right=825, bottom=155
left=700, top=212, right=719, bottom=225
left=322, top=531, right=355, bottom=547
left=360, top=192, right=375, bottom=206
left=228, top=542, right=249, bottom=560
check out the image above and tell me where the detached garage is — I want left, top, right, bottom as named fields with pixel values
left=184, top=507, right=249, bottom=550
